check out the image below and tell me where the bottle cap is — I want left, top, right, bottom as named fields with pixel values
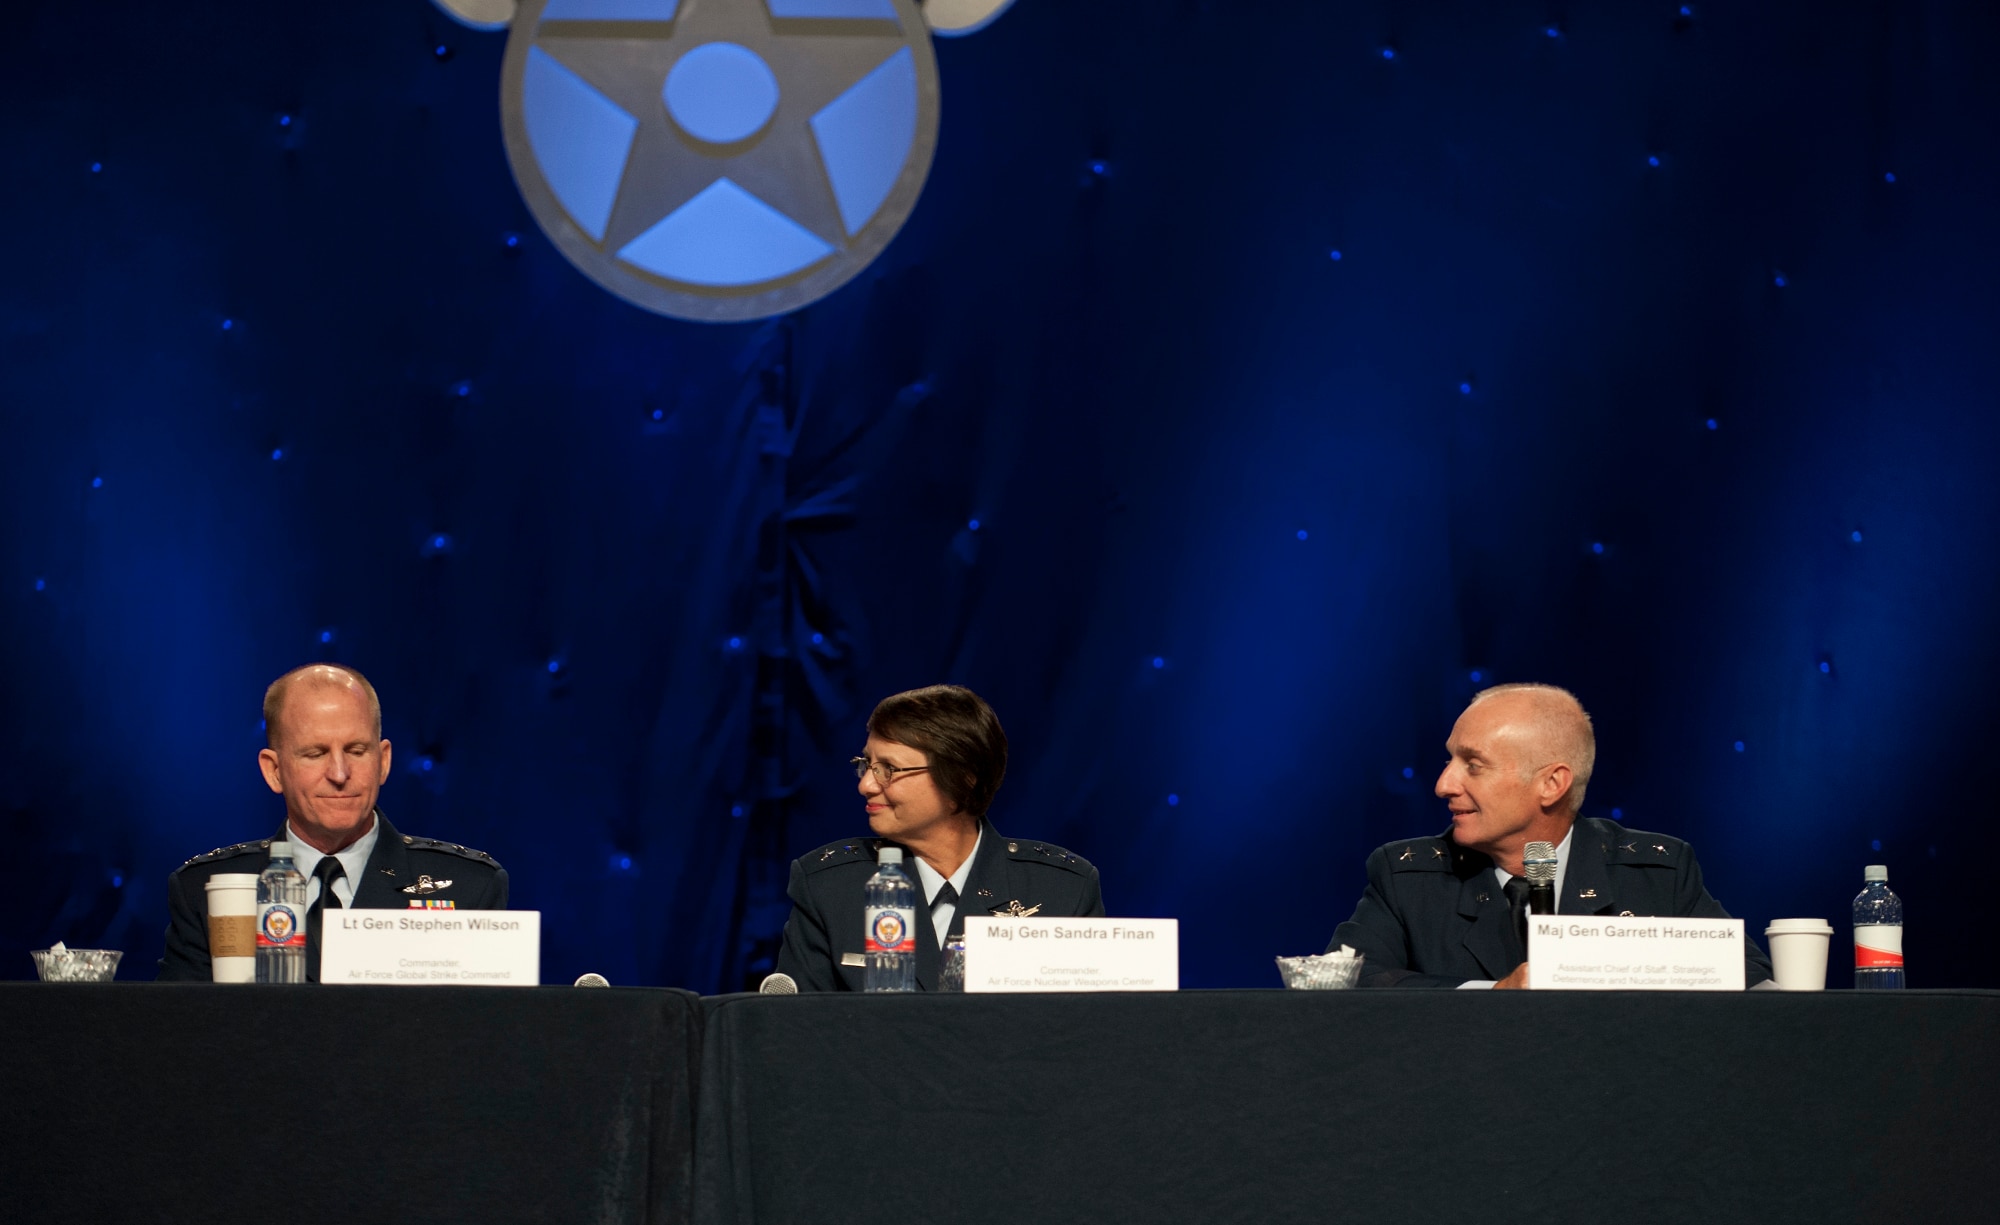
left=268, top=841, right=292, bottom=860
left=1864, top=864, right=1887, bottom=882
left=876, top=846, right=903, bottom=865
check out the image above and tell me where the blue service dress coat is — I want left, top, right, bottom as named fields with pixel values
left=1329, top=816, right=1773, bottom=988
left=775, top=817, right=1103, bottom=992
left=157, top=811, right=508, bottom=982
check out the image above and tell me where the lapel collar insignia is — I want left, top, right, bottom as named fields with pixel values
left=401, top=874, right=451, bottom=895
left=990, top=899, right=1041, bottom=917
left=1456, top=870, right=1516, bottom=979
left=1561, top=828, right=1618, bottom=914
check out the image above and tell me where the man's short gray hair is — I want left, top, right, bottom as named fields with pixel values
left=263, top=664, right=383, bottom=748
left=1470, top=682, right=1596, bottom=814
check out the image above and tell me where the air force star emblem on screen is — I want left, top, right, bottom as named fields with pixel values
left=496, top=0, right=963, bottom=322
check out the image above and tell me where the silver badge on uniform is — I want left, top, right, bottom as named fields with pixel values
left=401, top=874, right=452, bottom=895
left=989, top=900, right=1042, bottom=917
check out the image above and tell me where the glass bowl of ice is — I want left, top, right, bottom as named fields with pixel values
left=1275, top=947, right=1364, bottom=990
left=31, top=944, right=123, bottom=982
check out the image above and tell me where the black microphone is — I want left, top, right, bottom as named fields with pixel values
left=1524, top=841, right=1558, bottom=916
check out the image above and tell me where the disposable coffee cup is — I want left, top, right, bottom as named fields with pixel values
left=205, top=873, right=261, bottom=983
left=1764, top=918, right=1834, bottom=991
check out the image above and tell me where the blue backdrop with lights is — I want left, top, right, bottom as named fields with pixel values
left=5, top=0, right=1997, bottom=989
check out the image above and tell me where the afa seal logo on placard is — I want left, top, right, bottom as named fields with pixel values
left=257, top=905, right=302, bottom=948
left=499, top=0, right=944, bottom=322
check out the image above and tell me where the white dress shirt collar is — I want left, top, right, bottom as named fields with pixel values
left=909, top=824, right=983, bottom=948
left=284, top=813, right=380, bottom=909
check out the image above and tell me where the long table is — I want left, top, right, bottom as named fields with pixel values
left=0, top=984, right=702, bottom=1225
left=4, top=986, right=1995, bottom=1225
left=695, top=989, right=2000, bottom=1225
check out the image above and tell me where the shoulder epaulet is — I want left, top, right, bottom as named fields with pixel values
left=798, top=838, right=883, bottom=874
left=179, top=839, right=272, bottom=869
left=400, top=834, right=500, bottom=867
left=1000, top=836, right=1096, bottom=878
left=1602, top=830, right=1684, bottom=865
left=1383, top=836, right=1455, bottom=872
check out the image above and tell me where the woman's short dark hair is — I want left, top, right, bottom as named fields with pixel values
left=866, top=685, right=1008, bottom=817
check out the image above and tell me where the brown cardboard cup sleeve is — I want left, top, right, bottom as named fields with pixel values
left=208, top=914, right=257, bottom=959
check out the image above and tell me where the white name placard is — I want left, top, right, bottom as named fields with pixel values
left=963, top=917, right=1178, bottom=992
left=1527, top=915, right=1745, bottom=991
left=320, top=910, right=540, bottom=986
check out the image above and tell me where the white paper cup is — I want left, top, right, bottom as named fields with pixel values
left=1764, top=918, right=1834, bottom=991
left=205, top=873, right=261, bottom=983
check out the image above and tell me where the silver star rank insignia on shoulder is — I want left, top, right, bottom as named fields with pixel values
left=990, top=900, right=1041, bottom=917
left=402, top=874, right=452, bottom=895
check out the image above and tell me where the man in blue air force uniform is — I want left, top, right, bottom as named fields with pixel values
left=158, top=664, right=506, bottom=982
left=1331, top=683, right=1771, bottom=989
left=777, top=685, right=1102, bottom=992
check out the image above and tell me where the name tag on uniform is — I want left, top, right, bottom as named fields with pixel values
left=1527, top=916, right=1745, bottom=990
left=963, top=917, right=1178, bottom=992
left=320, top=909, right=540, bottom=986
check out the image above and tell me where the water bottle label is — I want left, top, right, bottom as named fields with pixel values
left=1854, top=924, right=1902, bottom=968
left=865, top=906, right=916, bottom=953
left=257, top=903, right=306, bottom=949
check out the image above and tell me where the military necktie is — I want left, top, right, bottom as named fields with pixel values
left=306, top=856, right=345, bottom=983
left=1503, top=875, right=1532, bottom=972
left=932, top=882, right=959, bottom=947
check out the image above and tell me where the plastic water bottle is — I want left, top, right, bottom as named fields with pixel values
left=863, top=846, right=917, bottom=993
left=256, top=842, right=308, bottom=984
left=1852, top=864, right=1904, bottom=990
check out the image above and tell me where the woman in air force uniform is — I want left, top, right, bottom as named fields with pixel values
left=774, top=685, right=1104, bottom=991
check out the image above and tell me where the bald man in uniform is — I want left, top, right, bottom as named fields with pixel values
left=157, top=664, right=507, bottom=982
left=1330, top=683, right=1771, bottom=988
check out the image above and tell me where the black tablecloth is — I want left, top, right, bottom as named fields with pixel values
left=6, top=986, right=1993, bottom=1225
left=0, top=984, right=702, bottom=1225
left=694, top=989, right=2000, bottom=1225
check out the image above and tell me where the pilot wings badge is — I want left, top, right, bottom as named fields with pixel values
left=989, top=900, right=1041, bottom=917
left=402, top=874, right=453, bottom=895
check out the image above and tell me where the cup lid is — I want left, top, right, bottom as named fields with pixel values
left=1765, top=918, right=1834, bottom=934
